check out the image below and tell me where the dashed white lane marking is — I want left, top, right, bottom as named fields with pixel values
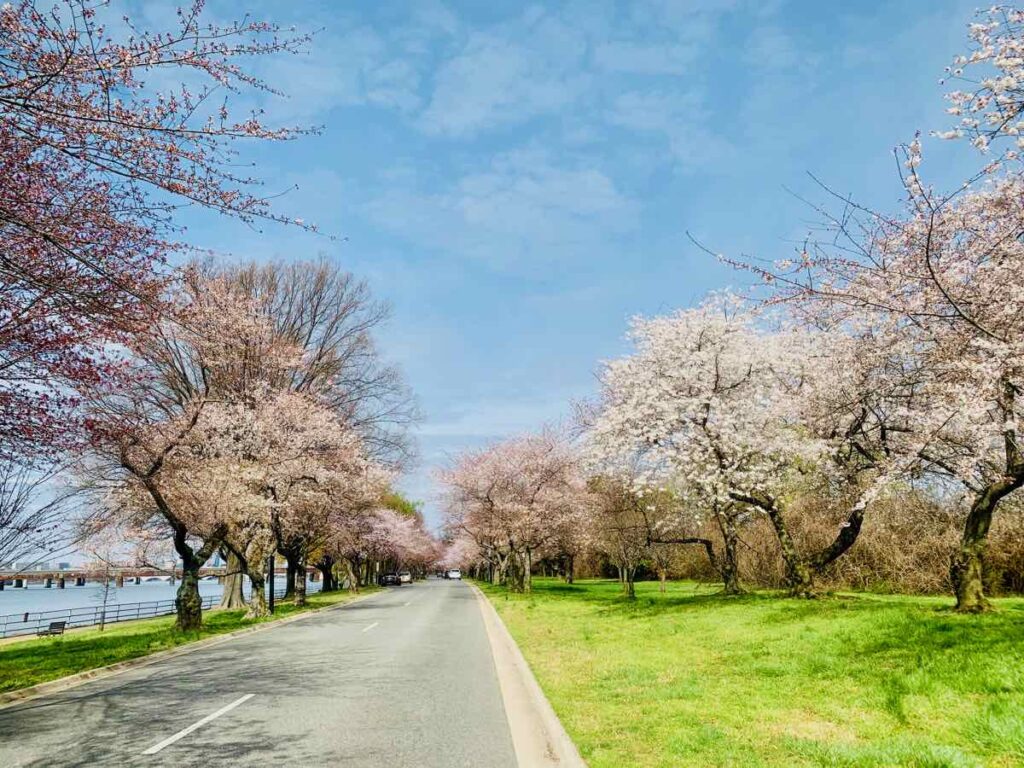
left=142, top=693, right=255, bottom=755
left=362, top=621, right=379, bottom=633
left=403, top=601, right=411, bottom=606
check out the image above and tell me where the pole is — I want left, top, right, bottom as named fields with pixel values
left=267, top=554, right=275, bottom=614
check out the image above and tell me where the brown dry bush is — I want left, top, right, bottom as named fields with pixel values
left=662, top=489, right=1024, bottom=595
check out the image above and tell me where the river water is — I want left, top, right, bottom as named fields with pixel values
left=0, top=575, right=321, bottom=618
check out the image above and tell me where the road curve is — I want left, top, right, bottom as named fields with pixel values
left=0, top=578, right=517, bottom=767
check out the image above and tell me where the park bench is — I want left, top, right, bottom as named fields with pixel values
left=36, top=621, right=66, bottom=637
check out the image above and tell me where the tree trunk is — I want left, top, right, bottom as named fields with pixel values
left=659, top=567, right=667, bottom=593
left=176, top=562, right=203, bottom=631
left=245, top=569, right=269, bottom=619
left=294, top=556, right=307, bottom=607
left=507, top=551, right=527, bottom=593
left=757, top=496, right=816, bottom=597
left=218, top=549, right=246, bottom=610
left=169, top=522, right=223, bottom=631
left=317, top=556, right=336, bottom=592
left=284, top=551, right=299, bottom=599
left=345, top=558, right=360, bottom=592
left=952, top=492, right=998, bottom=612
left=624, top=565, right=636, bottom=599
left=721, top=517, right=744, bottom=596
left=565, top=554, right=575, bottom=584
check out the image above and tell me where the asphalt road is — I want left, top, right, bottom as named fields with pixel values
left=0, top=578, right=518, bottom=767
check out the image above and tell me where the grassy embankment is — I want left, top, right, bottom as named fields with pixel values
left=0, top=587, right=377, bottom=694
left=479, top=578, right=1024, bottom=768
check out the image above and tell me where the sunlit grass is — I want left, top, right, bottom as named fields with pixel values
left=479, top=578, right=1024, bottom=768
left=0, top=588, right=376, bottom=694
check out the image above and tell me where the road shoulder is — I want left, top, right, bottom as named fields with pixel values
left=470, top=582, right=587, bottom=768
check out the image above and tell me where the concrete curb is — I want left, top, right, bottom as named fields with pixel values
left=471, top=583, right=588, bottom=768
left=0, top=590, right=378, bottom=710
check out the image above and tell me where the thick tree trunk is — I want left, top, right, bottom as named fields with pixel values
left=176, top=563, right=203, bottom=631
left=721, top=518, right=744, bottom=596
left=345, top=559, right=360, bottom=592
left=317, top=556, right=336, bottom=592
left=284, top=552, right=299, bottom=599
left=736, top=494, right=816, bottom=597
left=218, top=549, right=246, bottom=610
left=150, top=487, right=223, bottom=631
left=245, top=569, right=269, bottom=619
left=294, top=556, right=307, bottom=607
left=565, top=554, right=575, bottom=584
left=507, top=551, right=527, bottom=593
left=952, top=491, right=999, bottom=612
left=764, top=503, right=815, bottom=597
left=952, top=379, right=1024, bottom=611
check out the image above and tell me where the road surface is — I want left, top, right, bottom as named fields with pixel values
left=0, top=578, right=518, bottom=767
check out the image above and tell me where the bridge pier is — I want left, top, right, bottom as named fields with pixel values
left=74, top=576, right=86, bottom=587
left=115, top=575, right=124, bottom=588
left=0, top=579, right=4, bottom=590
left=13, top=578, right=23, bottom=588
left=135, top=575, right=141, bottom=585
left=44, top=577, right=52, bottom=588
left=57, top=576, right=65, bottom=589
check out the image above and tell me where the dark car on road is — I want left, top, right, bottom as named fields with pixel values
left=380, top=572, right=399, bottom=586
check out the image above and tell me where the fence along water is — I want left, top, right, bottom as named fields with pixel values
left=0, top=586, right=306, bottom=638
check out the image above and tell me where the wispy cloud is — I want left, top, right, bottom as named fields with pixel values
left=360, top=149, right=638, bottom=268
left=418, top=10, right=590, bottom=136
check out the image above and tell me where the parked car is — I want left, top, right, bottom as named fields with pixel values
left=398, top=571, right=412, bottom=585
left=446, top=569, right=462, bottom=580
left=380, top=572, right=399, bottom=586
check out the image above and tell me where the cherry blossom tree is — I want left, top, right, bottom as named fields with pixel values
left=439, top=535, right=480, bottom=574
left=727, top=6, right=1024, bottom=609
left=0, top=0, right=316, bottom=458
left=752, top=167, right=1024, bottom=611
left=84, top=274, right=299, bottom=628
left=440, top=430, right=588, bottom=593
left=586, top=476, right=651, bottom=599
left=587, top=296, right=908, bottom=597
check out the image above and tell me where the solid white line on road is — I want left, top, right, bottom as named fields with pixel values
left=362, top=621, right=379, bottom=633
left=142, top=694, right=255, bottom=755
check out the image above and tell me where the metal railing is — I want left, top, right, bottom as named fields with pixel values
left=0, top=583, right=322, bottom=638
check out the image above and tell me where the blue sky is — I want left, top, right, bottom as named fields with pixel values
left=163, top=0, right=983, bottom=528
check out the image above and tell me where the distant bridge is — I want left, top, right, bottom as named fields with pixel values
left=0, top=565, right=317, bottom=589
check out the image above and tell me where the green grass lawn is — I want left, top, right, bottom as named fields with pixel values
left=0, top=587, right=377, bottom=694
left=478, top=578, right=1024, bottom=768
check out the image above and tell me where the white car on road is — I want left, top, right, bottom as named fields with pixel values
left=446, top=569, right=462, bottom=580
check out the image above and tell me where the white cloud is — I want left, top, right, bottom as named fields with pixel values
left=418, top=396, right=573, bottom=439
left=607, top=89, right=733, bottom=169
left=360, top=149, right=638, bottom=267
left=419, top=11, right=589, bottom=136
left=593, top=41, right=697, bottom=75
